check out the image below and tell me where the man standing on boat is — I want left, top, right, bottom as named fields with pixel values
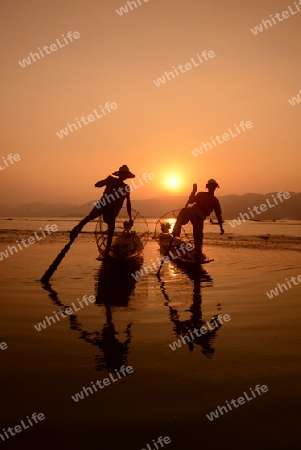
left=69, top=165, right=135, bottom=257
left=172, top=179, right=224, bottom=261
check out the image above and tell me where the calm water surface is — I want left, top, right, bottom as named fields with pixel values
left=0, top=219, right=301, bottom=449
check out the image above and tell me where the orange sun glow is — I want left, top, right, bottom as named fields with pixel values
left=164, top=175, right=182, bottom=192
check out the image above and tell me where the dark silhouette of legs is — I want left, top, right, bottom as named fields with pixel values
left=172, top=208, right=190, bottom=237
left=70, top=206, right=103, bottom=240
left=103, top=218, right=115, bottom=257
left=191, top=216, right=204, bottom=260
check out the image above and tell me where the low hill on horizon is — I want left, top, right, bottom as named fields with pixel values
left=0, top=192, right=300, bottom=220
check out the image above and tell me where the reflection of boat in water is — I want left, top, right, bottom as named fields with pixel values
left=95, top=207, right=149, bottom=263
left=154, top=210, right=213, bottom=267
left=91, top=261, right=144, bottom=371
left=96, top=256, right=142, bottom=306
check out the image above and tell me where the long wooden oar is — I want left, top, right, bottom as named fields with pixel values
left=40, top=235, right=76, bottom=283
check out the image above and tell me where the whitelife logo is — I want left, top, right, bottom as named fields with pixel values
left=0, top=412, right=45, bottom=444
left=0, top=153, right=21, bottom=171
left=18, top=31, right=81, bottom=68
left=169, top=314, right=231, bottom=351
left=206, top=384, right=269, bottom=421
left=94, top=172, right=155, bottom=209
left=191, top=121, right=253, bottom=157
left=34, top=295, right=96, bottom=332
left=141, top=435, right=171, bottom=450
left=0, top=224, right=58, bottom=262
left=288, top=89, right=301, bottom=106
left=266, top=274, right=301, bottom=299
left=228, top=192, right=291, bottom=228
left=116, top=0, right=149, bottom=16
left=131, top=243, right=194, bottom=280
left=250, top=1, right=301, bottom=35
left=55, top=102, right=118, bottom=139
left=71, top=365, right=134, bottom=402
left=153, top=50, right=215, bottom=87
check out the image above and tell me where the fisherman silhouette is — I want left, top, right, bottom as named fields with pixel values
left=70, top=165, right=135, bottom=257
left=172, top=179, right=224, bottom=261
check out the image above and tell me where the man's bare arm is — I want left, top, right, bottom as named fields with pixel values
left=214, top=199, right=224, bottom=234
left=95, top=176, right=112, bottom=188
left=188, top=183, right=198, bottom=204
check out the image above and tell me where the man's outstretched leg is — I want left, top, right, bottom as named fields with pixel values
left=70, top=207, right=102, bottom=240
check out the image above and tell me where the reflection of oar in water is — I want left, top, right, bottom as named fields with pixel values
left=40, top=235, right=77, bottom=283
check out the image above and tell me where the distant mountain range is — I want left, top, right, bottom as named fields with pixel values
left=0, top=192, right=300, bottom=220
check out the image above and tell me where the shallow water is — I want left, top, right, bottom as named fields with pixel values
left=1, top=216, right=301, bottom=237
left=1, top=223, right=301, bottom=449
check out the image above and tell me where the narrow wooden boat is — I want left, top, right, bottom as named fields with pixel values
left=95, top=208, right=148, bottom=263
left=154, top=209, right=214, bottom=267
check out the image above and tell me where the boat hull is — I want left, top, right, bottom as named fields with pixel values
left=96, top=252, right=142, bottom=264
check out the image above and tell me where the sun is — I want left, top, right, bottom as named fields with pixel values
left=168, top=177, right=178, bottom=187
left=165, top=175, right=182, bottom=192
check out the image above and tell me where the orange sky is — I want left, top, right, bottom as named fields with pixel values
left=1, top=0, right=301, bottom=205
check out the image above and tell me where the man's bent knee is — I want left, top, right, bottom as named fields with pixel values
left=177, top=208, right=190, bottom=224
left=88, top=207, right=103, bottom=221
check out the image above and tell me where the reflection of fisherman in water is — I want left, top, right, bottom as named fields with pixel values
left=157, top=265, right=222, bottom=358
left=41, top=258, right=141, bottom=372
left=92, top=259, right=142, bottom=371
